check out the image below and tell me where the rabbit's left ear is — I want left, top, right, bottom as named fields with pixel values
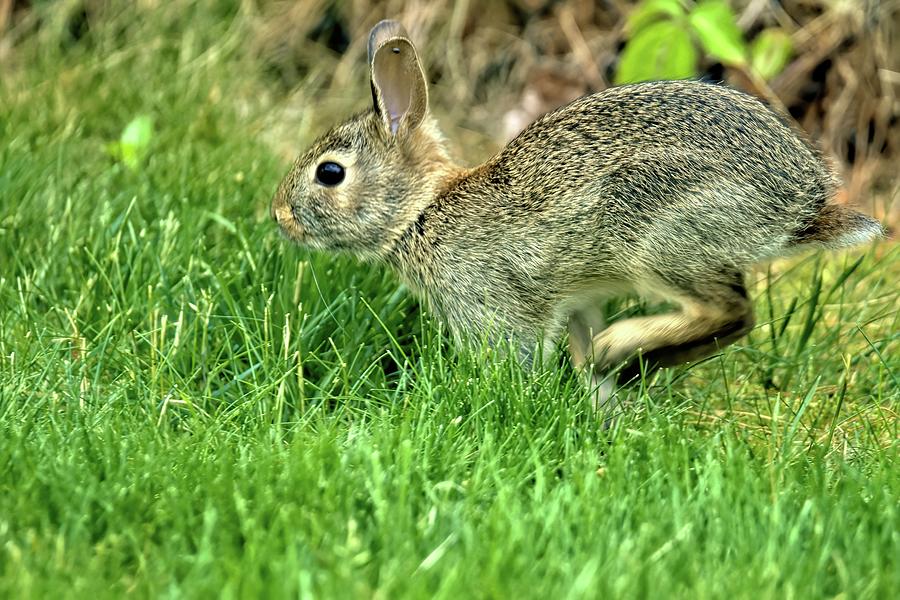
left=368, top=20, right=428, bottom=137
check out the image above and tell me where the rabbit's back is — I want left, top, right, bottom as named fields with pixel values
left=497, top=79, right=834, bottom=220
left=434, top=81, right=836, bottom=275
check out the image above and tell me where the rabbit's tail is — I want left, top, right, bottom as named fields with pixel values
left=792, top=204, right=885, bottom=250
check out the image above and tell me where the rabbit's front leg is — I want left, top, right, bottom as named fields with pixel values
left=568, top=304, right=619, bottom=415
left=567, top=304, right=607, bottom=369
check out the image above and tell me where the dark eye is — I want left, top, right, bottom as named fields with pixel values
left=315, top=161, right=345, bottom=187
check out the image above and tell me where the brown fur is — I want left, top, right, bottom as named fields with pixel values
left=271, top=21, right=884, bottom=411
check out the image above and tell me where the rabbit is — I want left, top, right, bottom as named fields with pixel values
left=271, top=20, right=884, bottom=413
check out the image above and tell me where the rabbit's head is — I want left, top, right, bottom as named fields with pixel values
left=272, top=20, right=453, bottom=259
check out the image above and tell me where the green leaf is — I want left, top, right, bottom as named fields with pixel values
left=626, top=0, right=685, bottom=35
left=615, top=20, right=698, bottom=84
left=119, top=114, right=154, bottom=170
left=750, top=28, right=793, bottom=80
left=688, top=0, right=748, bottom=66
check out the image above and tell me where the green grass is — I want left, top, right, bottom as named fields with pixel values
left=1, top=3, right=897, bottom=598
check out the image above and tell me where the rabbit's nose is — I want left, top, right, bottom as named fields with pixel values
left=271, top=185, right=293, bottom=223
left=271, top=176, right=295, bottom=221
left=272, top=202, right=292, bottom=226
left=271, top=200, right=306, bottom=241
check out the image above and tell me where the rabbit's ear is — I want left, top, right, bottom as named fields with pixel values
left=368, top=20, right=428, bottom=137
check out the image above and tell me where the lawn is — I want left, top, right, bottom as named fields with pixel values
left=1, top=3, right=897, bottom=598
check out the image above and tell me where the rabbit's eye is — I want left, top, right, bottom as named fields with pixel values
left=315, top=162, right=345, bottom=187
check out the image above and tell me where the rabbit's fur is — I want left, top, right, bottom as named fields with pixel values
left=272, top=20, right=883, bottom=407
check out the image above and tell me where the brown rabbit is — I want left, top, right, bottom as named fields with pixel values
left=271, top=20, right=883, bottom=411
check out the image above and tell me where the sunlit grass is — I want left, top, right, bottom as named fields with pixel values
left=0, top=2, right=897, bottom=597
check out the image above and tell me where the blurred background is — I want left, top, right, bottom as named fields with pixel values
left=2, top=0, right=897, bottom=226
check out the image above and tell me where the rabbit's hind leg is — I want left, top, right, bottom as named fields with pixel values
left=590, top=273, right=755, bottom=385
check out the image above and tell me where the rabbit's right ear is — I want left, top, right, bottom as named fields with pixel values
left=368, top=20, right=428, bottom=137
